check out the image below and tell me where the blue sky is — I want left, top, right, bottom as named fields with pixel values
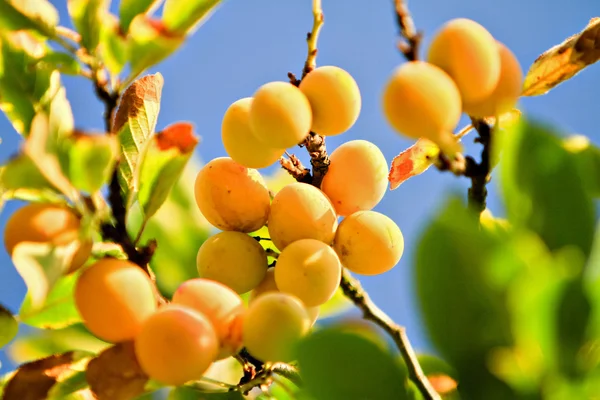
left=1, top=0, right=599, bottom=372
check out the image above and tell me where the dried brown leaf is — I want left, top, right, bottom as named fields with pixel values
left=86, top=342, right=148, bottom=400
left=3, top=351, right=92, bottom=400
left=522, top=17, right=600, bottom=96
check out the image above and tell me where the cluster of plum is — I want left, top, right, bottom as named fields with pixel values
left=221, top=65, right=362, bottom=169
left=382, top=18, right=523, bottom=155
left=0, top=13, right=526, bottom=395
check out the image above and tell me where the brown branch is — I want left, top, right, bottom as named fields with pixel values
left=303, top=132, right=330, bottom=187
left=284, top=3, right=436, bottom=400
left=282, top=0, right=330, bottom=187
left=301, top=0, right=324, bottom=79
left=434, top=119, right=492, bottom=214
left=394, top=0, right=422, bottom=61
left=340, top=269, right=441, bottom=400
left=464, top=119, right=492, bottom=213
left=280, top=154, right=312, bottom=183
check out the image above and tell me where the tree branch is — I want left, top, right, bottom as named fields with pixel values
left=465, top=118, right=491, bottom=213
left=282, top=2, right=437, bottom=399
left=282, top=0, right=330, bottom=187
left=393, top=0, right=422, bottom=61
left=434, top=119, right=492, bottom=214
left=302, top=0, right=324, bottom=79
left=340, top=269, right=441, bottom=400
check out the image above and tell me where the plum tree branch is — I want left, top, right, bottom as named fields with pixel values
left=434, top=119, right=492, bottom=214
left=394, top=0, right=422, bottom=61
left=281, top=0, right=330, bottom=186
left=282, top=2, right=438, bottom=399
left=302, top=0, right=324, bottom=79
left=340, top=269, right=441, bottom=400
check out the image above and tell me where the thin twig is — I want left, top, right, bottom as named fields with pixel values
left=283, top=0, right=330, bottom=187
left=279, top=155, right=312, bottom=183
left=236, top=361, right=302, bottom=395
left=301, top=0, right=325, bottom=79
left=340, top=269, right=441, bottom=400
left=393, top=0, right=422, bottom=61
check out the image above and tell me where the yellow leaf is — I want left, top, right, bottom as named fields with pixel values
left=522, top=17, right=600, bottom=96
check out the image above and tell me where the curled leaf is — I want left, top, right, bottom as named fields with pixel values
left=24, top=113, right=80, bottom=203
left=127, top=16, right=185, bottom=82
left=388, top=138, right=440, bottom=190
left=137, top=122, right=199, bottom=219
left=86, top=342, right=149, bottom=400
left=11, top=240, right=83, bottom=310
left=388, top=109, right=522, bottom=190
left=522, top=17, right=600, bottom=96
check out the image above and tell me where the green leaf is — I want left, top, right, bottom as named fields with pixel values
left=0, top=31, right=53, bottom=135
left=11, top=240, right=83, bottom=311
left=0, top=304, right=18, bottom=349
left=114, top=73, right=164, bottom=200
left=67, top=0, right=109, bottom=53
left=296, top=327, right=409, bottom=400
left=556, top=278, right=592, bottom=378
left=7, top=323, right=109, bottom=364
left=499, top=118, right=596, bottom=257
left=19, top=271, right=82, bottom=329
left=0, top=0, right=59, bottom=37
left=99, top=13, right=128, bottom=76
left=119, top=0, right=160, bottom=33
left=127, top=16, right=184, bottom=82
left=24, top=113, right=80, bottom=203
left=34, top=51, right=82, bottom=75
left=162, top=0, right=221, bottom=35
left=416, top=197, right=513, bottom=367
left=46, top=370, right=91, bottom=399
left=48, top=84, right=75, bottom=140
left=562, top=134, right=600, bottom=198
left=2, top=351, right=93, bottom=400
left=138, top=122, right=199, bottom=219
left=0, top=153, right=54, bottom=191
left=128, top=159, right=213, bottom=296
left=168, top=387, right=244, bottom=399
left=67, top=133, right=119, bottom=194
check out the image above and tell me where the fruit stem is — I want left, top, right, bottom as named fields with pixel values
left=302, top=0, right=324, bottom=79
left=393, top=0, right=422, bottom=61
left=236, top=360, right=302, bottom=395
left=340, top=268, right=441, bottom=400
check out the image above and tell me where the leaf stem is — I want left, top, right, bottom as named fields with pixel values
left=340, top=269, right=441, bottom=400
